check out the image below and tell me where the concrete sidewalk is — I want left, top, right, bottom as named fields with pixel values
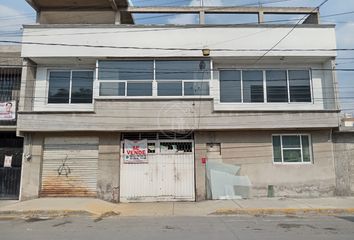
left=0, top=197, right=353, bottom=218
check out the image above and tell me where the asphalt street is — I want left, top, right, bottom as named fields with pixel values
left=0, top=215, right=353, bottom=240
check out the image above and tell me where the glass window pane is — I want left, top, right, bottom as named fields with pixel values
left=289, top=70, right=312, bottom=102
left=282, top=136, right=301, bottom=148
left=100, top=82, right=125, bottom=96
left=302, top=135, right=311, bottom=162
left=272, top=136, right=282, bottom=162
left=127, top=82, right=152, bottom=96
left=266, top=70, right=288, bottom=102
left=48, top=71, right=70, bottom=103
left=158, top=82, right=182, bottom=96
left=283, top=149, right=302, bottom=162
left=243, top=70, right=264, bottom=103
left=71, top=71, right=93, bottom=103
left=98, top=61, right=153, bottom=80
left=156, top=60, right=210, bottom=80
left=220, top=70, right=241, bottom=102
left=184, top=82, right=209, bottom=96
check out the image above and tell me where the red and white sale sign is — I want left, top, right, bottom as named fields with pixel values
left=124, top=139, right=148, bottom=164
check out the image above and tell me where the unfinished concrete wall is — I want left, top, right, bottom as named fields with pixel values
left=333, top=132, right=354, bottom=196
left=194, top=135, right=207, bottom=201
left=18, top=59, right=36, bottom=112
left=97, top=133, right=121, bottom=202
left=20, top=133, right=44, bottom=200
left=38, top=11, right=116, bottom=24
left=0, top=45, right=21, bottom=66
left=18, top=100, right=340, bottom=132
left=195, top=130, right=336, bottom=199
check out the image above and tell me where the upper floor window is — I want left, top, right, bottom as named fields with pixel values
left=219, top=69, right=312, bottom=103
left=98, top=60, right=211, bottom=97
left=48, top=70, right=94, bottom=104
left=99, top=60, right=153, bottom=97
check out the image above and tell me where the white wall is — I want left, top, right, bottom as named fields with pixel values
left=22, top=26, right=337, bottom=58
left=25, top=25, right=337, bottom=112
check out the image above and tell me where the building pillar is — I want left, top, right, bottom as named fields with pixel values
left=97, top=133, right=121, bottom=202
left=19, top=59, right=36, bottom=112
left=19, top=133, right=43, bottom=200
left=194, top=132, right=208, bottom=201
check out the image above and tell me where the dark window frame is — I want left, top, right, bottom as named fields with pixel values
left=97, top=59, right=211, bottom=97
left=47, top=69, right=94, bottom=104
left=219, top=69, right=313, bottom=104
left=272, top=134, right=313, bottom=164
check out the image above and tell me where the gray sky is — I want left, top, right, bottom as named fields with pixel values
left=0, top=0, right=353, bottom=114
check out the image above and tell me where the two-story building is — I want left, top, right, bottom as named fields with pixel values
left=18, top=0, right=341, bottom=202
left=0, top=45, right=23, bottom=200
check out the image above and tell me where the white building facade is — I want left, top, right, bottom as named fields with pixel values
left=18, top=0, right=341, bottom=202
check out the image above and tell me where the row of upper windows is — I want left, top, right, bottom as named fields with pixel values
left=46, top=60, right=312, bottom=104
left=220, top=70, right=312, bottom=103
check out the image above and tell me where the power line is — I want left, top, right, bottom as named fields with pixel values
left=253, top=0, right=330, bottom=64
left=1, top=63, right=353, bottom=72
left=0, top=39, right=351, bottom=53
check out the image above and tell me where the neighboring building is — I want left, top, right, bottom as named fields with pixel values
left=0, top=45, right=23, bottom=200
left=342, top=117, right=354, bottom=127
left=334, top=122, right=354, bottom=196
left=19, top=0, right=341, bottom=202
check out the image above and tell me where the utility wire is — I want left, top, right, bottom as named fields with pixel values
left=0, top=39, right=351, bottom=52
left=253, top=0, right=330, bottom=64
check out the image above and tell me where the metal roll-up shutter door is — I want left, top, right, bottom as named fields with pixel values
left=41, top=137, right=99, bottom=197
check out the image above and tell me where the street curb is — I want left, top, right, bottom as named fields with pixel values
left=211, top=208, right=354, bottom=216
left=0, top=210, right=122, bottom=221
left=0, top=210, right=91, bottom=219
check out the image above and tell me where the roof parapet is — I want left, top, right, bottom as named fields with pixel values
left=125, top=6, right=320, bottom=24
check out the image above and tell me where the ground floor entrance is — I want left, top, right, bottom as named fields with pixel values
left=19, top=130, right=339, bottom=202
left=40, top=137, right=99, bottom=197
left=0, top=132, right=23, bottom=200
left=120, top=133, right=195, bottom=202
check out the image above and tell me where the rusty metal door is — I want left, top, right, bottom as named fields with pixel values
left=0, top=133, right=23, bottom=200
left=40, top=137, right=98, bottom=197
left=120, top=140, right=195, bottom=202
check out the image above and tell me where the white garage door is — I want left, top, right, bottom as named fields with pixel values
left=120, top=139, right=195, bottom=202
left=41, top=137, right=99, bottom=197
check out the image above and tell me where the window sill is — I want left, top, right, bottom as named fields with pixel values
left=31, top=103, right=94, bottom=112
left=95, top=96, right=213, bottom=100
left=213, top=102, right=324, bottom=111
left=273, top=162, right=313, bottom=165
